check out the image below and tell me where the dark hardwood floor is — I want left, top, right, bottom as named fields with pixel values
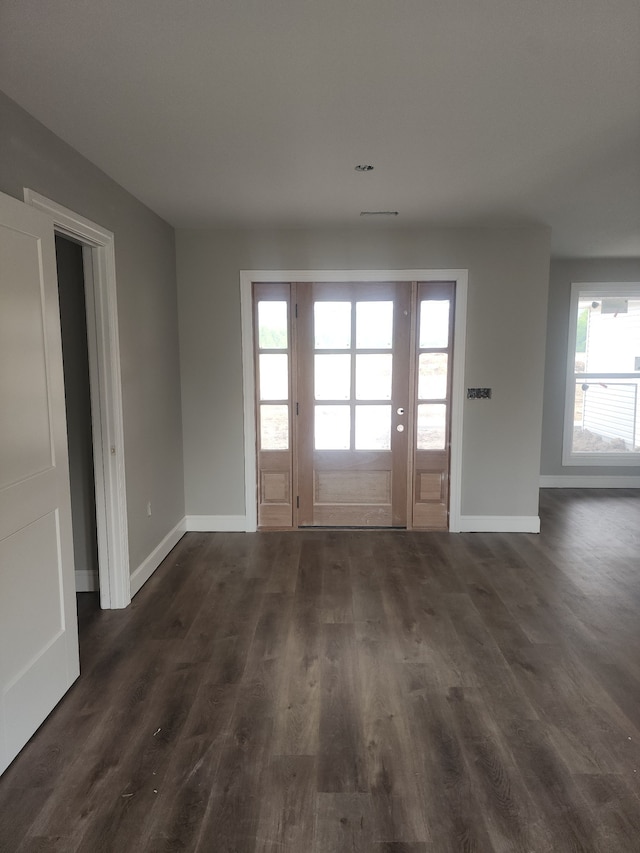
left=1, top=489, right=640, bottom=852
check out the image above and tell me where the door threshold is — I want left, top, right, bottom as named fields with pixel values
left=298, top=525, right=408, bottom=531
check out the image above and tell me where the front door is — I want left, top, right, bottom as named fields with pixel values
left=0, top=191, right=79, bottom=775
left=297, top=282, right=411, bottom=527
left=252, top=279, right=456, bottom=530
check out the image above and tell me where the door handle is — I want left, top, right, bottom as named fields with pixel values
left=396, top=407, right=405, bottom=415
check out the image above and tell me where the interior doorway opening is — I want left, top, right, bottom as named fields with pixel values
left=25, top=190, right=131, bottom=609
left=55, top=235, right=100, bottom=602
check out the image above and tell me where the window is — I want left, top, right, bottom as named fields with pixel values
left=563, top=283, right=640, bottom=465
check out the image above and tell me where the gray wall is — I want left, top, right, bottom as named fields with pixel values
left=177, top=226, right=551, bottom=520
left=0, top=91, right=185, bottom=574
left=541, top=258, right=640, bottom=477
left=56, top=235, right=99, bottom=584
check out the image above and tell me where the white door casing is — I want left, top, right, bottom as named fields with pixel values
left=0, top=190, right=80, bottom=775
left=23, top=190, right=130, bottom=610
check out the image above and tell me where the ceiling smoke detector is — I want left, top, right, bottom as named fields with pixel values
left=354, top=164, right=374, bottom=172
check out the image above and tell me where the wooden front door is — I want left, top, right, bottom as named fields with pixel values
left=253, top=279, right=456, bottom=530
left=297, top=282, right=411, bottom=527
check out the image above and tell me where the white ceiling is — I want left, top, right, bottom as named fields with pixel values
left=1, top=0, right=639, bottom=257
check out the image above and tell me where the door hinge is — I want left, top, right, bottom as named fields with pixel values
left=295, top=303, right=298, bottom=319
left=296, top=496, right=300, bottom=508
left=296, top=402, right=299, bottom=416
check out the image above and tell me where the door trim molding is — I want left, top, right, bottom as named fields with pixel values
left=24, top=190, right=131, bottom=608
left=240, top=269, right=468, bottom=532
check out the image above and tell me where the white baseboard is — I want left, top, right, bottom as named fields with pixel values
left=75, top=568, right=99, bottom=592
left=130, top=517, right=187, bottom=598
left=540, top=475, right=640, bottom=488
left=186, top=515, right=248, bottom=532
left=459, top=515, right=541, bottom=533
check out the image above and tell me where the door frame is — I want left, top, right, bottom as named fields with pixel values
left=240, top=270, right=468, bottom=532
left=24, top=190, right=130, bottom=609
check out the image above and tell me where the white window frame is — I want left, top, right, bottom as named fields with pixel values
left=563, top=281, right=640, bottom=467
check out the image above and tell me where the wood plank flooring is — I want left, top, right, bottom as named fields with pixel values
left=1, top=489, right=640, bottom=852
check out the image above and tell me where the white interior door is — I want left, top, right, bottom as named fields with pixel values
left=0, top=190, right=79, bottom=775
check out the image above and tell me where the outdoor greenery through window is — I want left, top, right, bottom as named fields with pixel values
left=564, top=284, right=640, bottom=464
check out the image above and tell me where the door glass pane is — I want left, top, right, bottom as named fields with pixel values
left=356, top=301, right=393, bottom=348
left=417, top=403, right=446, bottom=449
left=418, top=353, right=448, bottom=400
left=315, top=354, right=351, bottom=400
left=258, top=301, right=287, bottom=349
left=260, top=404, right=289, bottom=449
left=356, top=354, right=392, bottom=400
left=419, top=300, right=450, bottom=348
left=259, top=354, right=288, bottom=400
left=355, top=405, right=391, bottom=449
left=315, top=405, right=350, bottom=449
left=314, top=302, right=351, bottom=349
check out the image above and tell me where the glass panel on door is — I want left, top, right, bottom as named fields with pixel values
left=356, top=301, right=393, bottom=348
left=258, top=301, right=288, bottom=349
left=412, top=285, right=455, bottom=529
left=314, top=302, right=351, bottom=348
left=418, top=353, right=448, bottom=400
left=254, top=286, right=294, bottom=528
left=356, top=354, right=393, bottom=400
left=315, top=405, right=351, bottom=449
left=260, top=404, right=289, bottom=449
left=417, top=403, right=447, bottom=450
left=355, top=405, right=392, bottom=449
left=315, top=354, right=351, bottom=400
left=419, top=299, right=450, bottom=348
left=259, top=353, right=288, bottom=400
